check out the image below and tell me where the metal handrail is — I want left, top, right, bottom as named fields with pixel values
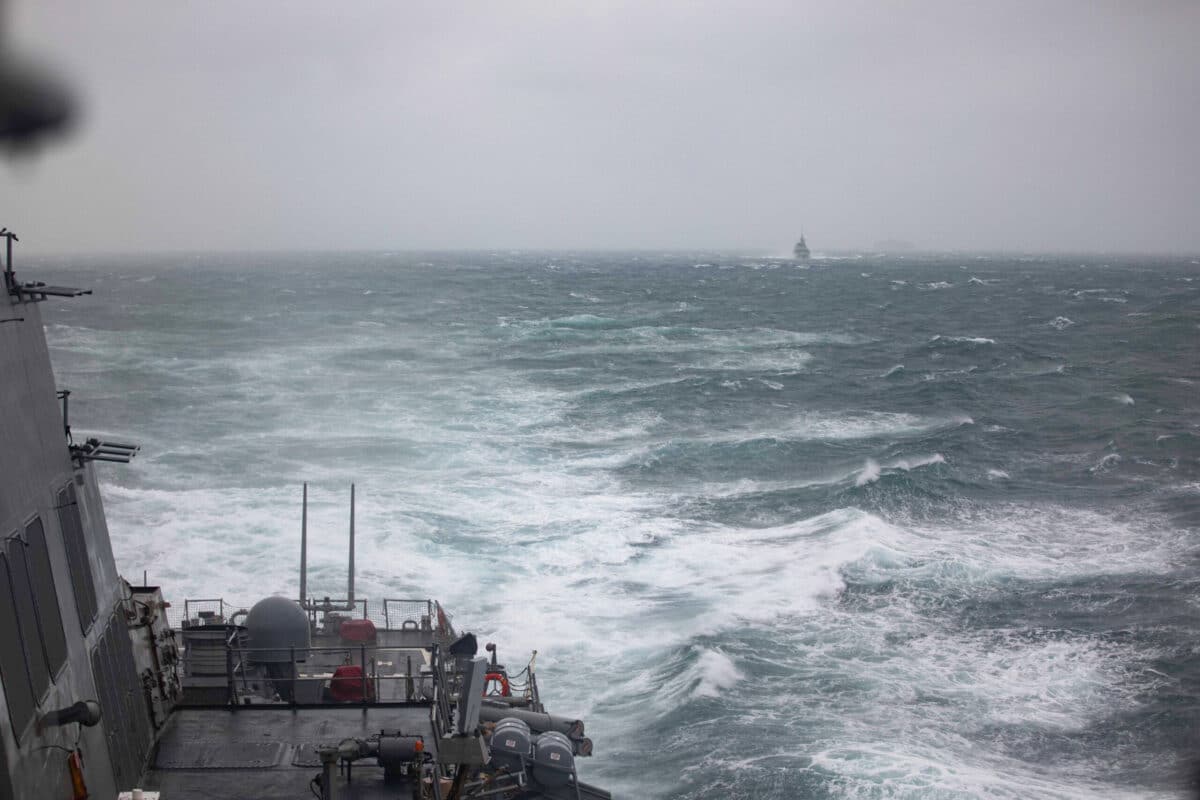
left=178, top=596, right=456, bottom=634
left=185, top=642, right=444, bottom=705
left=182, top=598, right=226, bottom=626
left=429, top=644, right=454, bottom=736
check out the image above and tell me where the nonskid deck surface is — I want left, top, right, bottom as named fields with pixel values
left=144, top=706, right=437, bottom=800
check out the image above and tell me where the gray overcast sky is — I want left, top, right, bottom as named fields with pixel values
left=4, top=1, right=1199, bottom=254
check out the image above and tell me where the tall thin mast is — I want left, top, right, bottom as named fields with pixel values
left=347, top=483, right=355, bottom=605
left=299, top=482, right=308, bottom=605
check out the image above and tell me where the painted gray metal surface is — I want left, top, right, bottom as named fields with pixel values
left=0, top=289, right=142, bottom=800
left=144, top=706, right=438, bottom=800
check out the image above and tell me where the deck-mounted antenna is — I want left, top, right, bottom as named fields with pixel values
left=347, top=483, right=355, bottom=606
left=299, top=483, right=308, bottom=607
left=296, top=483, right=357, bottom=614
left=1, top=228, right=18, bottom=292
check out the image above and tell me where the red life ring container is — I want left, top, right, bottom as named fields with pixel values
left=339, top=618, right=377, bottom=643
left=331, top=665, right=376, bottom=702
left=483, top=672, right=511, bottom=697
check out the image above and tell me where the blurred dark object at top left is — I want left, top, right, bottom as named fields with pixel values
left=0, top=53, right=75, bottom=152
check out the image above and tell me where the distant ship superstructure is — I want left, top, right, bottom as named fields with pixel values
left=793, top=234, right=810, bottom=261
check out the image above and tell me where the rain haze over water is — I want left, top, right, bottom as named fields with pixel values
left=5, top=2, right=1200, bottom=799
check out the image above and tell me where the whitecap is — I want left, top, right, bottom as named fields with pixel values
left=1048, top=316, right=1074, bottom=330
left=889, top=453, right=946, bottom=471
left=856, top=459, right=881, bottom=486
left=929, top=335, right=996, bottom=345
left=692, top=650, right=745, bottom=698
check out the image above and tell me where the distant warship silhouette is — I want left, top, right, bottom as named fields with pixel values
left=793, top=234, right=810, bottom=261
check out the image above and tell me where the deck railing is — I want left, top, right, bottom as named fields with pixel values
left=173, top=597, right=477, bottom=716
left=171, top=596, right=455, bottom=640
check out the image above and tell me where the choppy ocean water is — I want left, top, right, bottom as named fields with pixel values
left=34, top=250, right=1200, bottom=798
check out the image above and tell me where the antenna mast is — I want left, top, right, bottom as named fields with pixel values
left=299, top=483, right=308, bottom=606
left=347, top=483, right=355, bottom=606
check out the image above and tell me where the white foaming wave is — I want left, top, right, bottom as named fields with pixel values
left=488, top=511, right=877, bottom=695
left=692, top=349, right=813, bottom=373
left=987, top=468, right=1010, bottom=480
left=880, top=364, right=904, bottom=378
left=100, top=483, right=381, bottom=604
left=654, top=649, right=746, bottom=703
left=618, top=509, right=908, bottom=636
left=855, top=454, right=944, bottom=487
left=889, top=453, right=946, bottom=471
left=671, top=474, right=848, bottom=501
left=805, top=731, right=1156, bottom=800
left=1048, top=316, right=1075, bottom=329
left=780, top=606, right=1175, bottom=796
left=855, top=459, right=881, bottom=486
left=701, top=412, right=973, bottom=448
left=929, top=334, right=996, bottom=345
left=692, top=650, right=744, bottom=698
left=592, top=413, right=974, bottom=464
left=606, top=502, right=1187, bottom=795
left=895, top=502, right=1188, bottom=582
left=1114, top=393, right=1135, bottom=405
left=544, top=313, right=622, bottom=328
left=920, top=281, right=954, bottom=290
left=648, top=502, right=1190, bottom=798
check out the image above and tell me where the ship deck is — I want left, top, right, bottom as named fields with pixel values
left=141, top=704, right=438, bottom=799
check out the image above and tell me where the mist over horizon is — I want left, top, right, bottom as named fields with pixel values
left=3, top=1, right=1199, bottom=256
left=22, top=245, right=1200, bottom=260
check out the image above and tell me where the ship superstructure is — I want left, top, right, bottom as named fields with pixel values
left=793, top=234, right=810, bottom=261
left=0, top=233, right=611, bottom=800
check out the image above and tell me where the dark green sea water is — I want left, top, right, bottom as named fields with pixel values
left=37, top=251, right=1200, bottom=798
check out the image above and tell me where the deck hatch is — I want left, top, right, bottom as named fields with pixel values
left=56, top=484, right=98, bottom=630
left=0, top=553, right=36, bottom=741
left=3, top=543, right=51, bottom=700
left=92, top=611, right=154, bottom=789
left=25, top=517, right=68, bottom=677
